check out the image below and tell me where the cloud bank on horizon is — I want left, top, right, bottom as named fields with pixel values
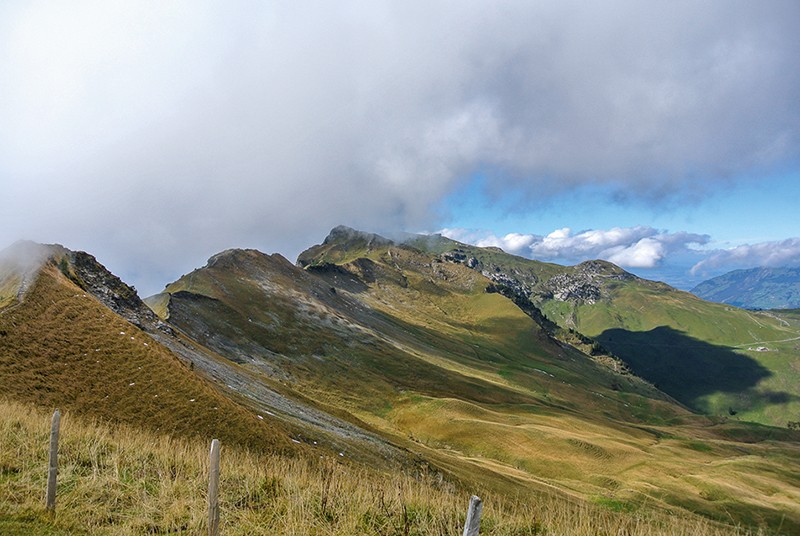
left=440, top=227, right=709, bottom=269
left=440, top=227, right=800, bottom=279
left=1, top=1, right=799, bottom=294
left=691, top=238, right=800, bottom=275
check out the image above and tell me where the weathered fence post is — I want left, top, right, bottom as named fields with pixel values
left=45, top=409, right=61, bottom=511
left=462, top=495, right=482, bottom=536
left=208, top=439, right=221, bottom=536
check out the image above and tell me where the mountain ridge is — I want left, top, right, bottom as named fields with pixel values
left=393, top=228, right=800, bottom=426
left=692, top=266, right=800, bottom=310
left=0, top=242, right=296, bottom=451
left=4, top=233, right=800, bottom=532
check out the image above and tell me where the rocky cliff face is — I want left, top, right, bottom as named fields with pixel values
left=439, top=249, right=635, bottom=306
left=63, top=251, right=173, bottom=335
left=537, top=261, right=635, bottom=305
left=435, top=246, right=631, bottom=367
left=439, top=248, right=537, bottom=298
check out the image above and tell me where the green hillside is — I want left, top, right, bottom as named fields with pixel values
left=4, top=236, right=800, bottom=533
left=408, top=232, right=800, bottom=427
left=147, top=229, right=800, bottom=532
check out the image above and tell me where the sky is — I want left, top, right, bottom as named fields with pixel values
left=1, top=1, right=799, bottom=296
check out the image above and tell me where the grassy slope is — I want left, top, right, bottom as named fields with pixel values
left=0, top=262, right=293, bottom=452
left=3, top=400, right=766, bottom=536
left=552, top=281, right=800, bottom=424
left=0, top=272, right=21, bottom=309
left=151, top=242, right=800, bottom=532
left=407, top=233, right=800, bottom=426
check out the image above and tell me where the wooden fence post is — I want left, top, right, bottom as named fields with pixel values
left=462, top=495, right=482, bottom=536
left=45, top=409, right=61, bottom=511
left=208, top=439, right=221, bottom=536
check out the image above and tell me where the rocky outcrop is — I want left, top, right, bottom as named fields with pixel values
left=437, top=246, right=629, bottom=371
left=541, top=272, right=602, bottom=304
left=439, top=249, right=536, bottom=298
left=538, top=261, right=635, bottom=305
left=66, top=251, right=173, bottom=334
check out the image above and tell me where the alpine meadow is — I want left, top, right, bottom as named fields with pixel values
left=2, top=229, right=800, bottom=534
left=2, top=2, right=800, bottom=535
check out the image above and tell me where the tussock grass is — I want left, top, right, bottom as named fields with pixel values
left=0, top=266, right=291, bottom=451
left=0, top=401, right=774, bottom=536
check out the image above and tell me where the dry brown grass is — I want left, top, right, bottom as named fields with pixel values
left=0, top=266, right=291, bottom=451
left=0, top=400, right=773, bottom=536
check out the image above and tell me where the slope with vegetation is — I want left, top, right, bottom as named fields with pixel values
left=146, top=227, right=800, bottom=532
left=4, top=235, right=800, bottom=534
left=408, top=232, right=800, bottom=426
left=2, top=400, right=770, bottom=536
left=0, top=242, right=292, bottom=451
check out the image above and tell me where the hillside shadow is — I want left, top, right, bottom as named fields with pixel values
left=597, top=326, right=796, bottom=412
left=305, top=263, right=370, bottom=294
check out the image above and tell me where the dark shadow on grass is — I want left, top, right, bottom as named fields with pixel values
left=597, top=326, right=796, bottom=412
left=304, top=263, right=369, bottom=294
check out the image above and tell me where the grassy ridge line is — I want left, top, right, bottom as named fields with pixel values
left=0, top=400, right=765, bottom=536
left=0, top=264, right=293, bottom=451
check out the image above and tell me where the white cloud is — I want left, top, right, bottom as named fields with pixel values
left=606, top=238, right=665, bottom=268
left=0, top=1, right=798, bottom=293
left=475, top=232, right=538, bottom=254
left=531, top=227, right=657, bottom=258
left=441, top=226, right=709, bottom=269
left=691, top=238, right=800, bottom=275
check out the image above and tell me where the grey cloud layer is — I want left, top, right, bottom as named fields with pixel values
left=1, top=1, right=798, bottom=294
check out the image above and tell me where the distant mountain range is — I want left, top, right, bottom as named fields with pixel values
left=691, top=267, right=800, bottom=310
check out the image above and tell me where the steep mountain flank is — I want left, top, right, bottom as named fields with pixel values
left=4, top=243, right=426, bottom=467
left=0, top=244, right=293, bottom=450
left=692, top=266, right=800, bottom=310
left=410, top=233, right=800, bottom=427
left=147, top=228, right=800, bottom=530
